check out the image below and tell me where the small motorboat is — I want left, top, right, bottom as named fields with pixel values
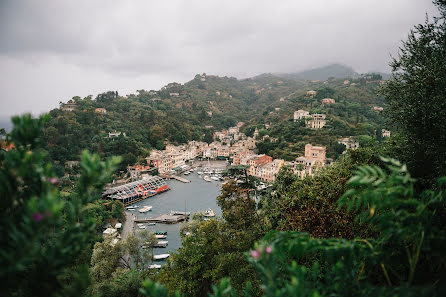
left=154, top=240, right=168, bottom=248
left=139, top=206, right=153, bottom=213
left=155, top=234, right=167, bottom=239
left=153, top=254, right=170, bottom=260
left=203, top=176, right=212, bottom=182
left=148, top=264, right=162, bottom=269
left=210, top=176, right=219, bottom=181
left=204, top=208, right=216, bottom=218
left=197, top=171, right=203, bottom=175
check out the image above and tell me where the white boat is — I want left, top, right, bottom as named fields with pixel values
left=210, top=176, right=219, bottom=181
left=148, top=222, right=156, bottom=226
left=203, top=176, right=212, bottom=182
left=138, top=225, right=146, bottom=229
left=155, top=234, right=167, bottom=239
left=204, top=208, right=216, bottom=217
left=148, top=264, right=162, bottom=269
left=126, top=205, right=139, bottom=210
left=189, top=169, right=194, bottom=172
left=154, top=240, right=168, bottom=247
left=139, top=206, right=153, bottom=213
left=197, top=171, right=203, bottom=175
left=184, top=171, right=190, bottom=175
left=153, top=254, right=170, bottom=260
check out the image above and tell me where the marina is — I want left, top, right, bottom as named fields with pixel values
left=126, top=168, right=223, bottom=260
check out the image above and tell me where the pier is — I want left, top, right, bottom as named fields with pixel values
left=135, top=212, right=190, bottom=224
left=171, top=175, right=191, bottom=183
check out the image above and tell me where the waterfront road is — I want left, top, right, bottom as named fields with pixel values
left=122, top=211, right=136, bottom=240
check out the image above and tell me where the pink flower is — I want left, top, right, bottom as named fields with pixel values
left=250, top=250, right=260, bottom=259
left=32, top=212, right=44, bottom=222
left=265, top=246, right=272, bottom=254
left=47, top=177, right=59, bottom=184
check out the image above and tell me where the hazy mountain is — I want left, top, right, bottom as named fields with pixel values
left=277, top=64, right=358, bottom=81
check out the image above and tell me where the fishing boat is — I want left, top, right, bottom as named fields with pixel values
left=138, top=224, right=146, bottom=229
left=155, top=230, right=168, bottom=235
left=153, top=254, right=170, bottom=260
left=139, top=206, right=153, bottom=213
left=189, top=168, right=194, bottom=172
left=183, top=171, right=190, bottom=175
left=210, top=176, right=219, bottom=181
left=147, top=222, right=156, bottom=226
left=148, top=264, right=162, bottom=269
left=197, top=171, right=203, bottom=175
left=155, top=234, right=167, bottom=239
left=203, top=176, right=212, bottom=182
left=126, top=205, right=139, bottom=210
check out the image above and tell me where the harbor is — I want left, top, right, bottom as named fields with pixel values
left=124, top=165, right=224, bottom=263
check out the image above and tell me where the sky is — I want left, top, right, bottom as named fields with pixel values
left=0, top=0, right=439, bottom=121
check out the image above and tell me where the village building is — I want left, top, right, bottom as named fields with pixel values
left=373, top=106, right=383, bottom=111
left=61, top=102, right=77, bottom=111
left=294, top=144, right=327, bottom=178
left=169, top=92, right=180, bottom=97
left=305, top=114, right=326, bottom=129
left=382, top=129, right=391, bottom=137
left=108, top=131, right=126, bottom=138
left=95, top=108, right=107, bottom=114
left=294, top=110, right=310, bottom=121
left=321, top=98, right=336, bottom=106
left=338, top=137, right=359, bottom=151
left=306, top=90, right=317, bottom=97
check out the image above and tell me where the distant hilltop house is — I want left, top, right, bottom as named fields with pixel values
left=279, top=97, right=285, bottom=102
left=382, top=129, right=391, bottom=138
left=373, top=106, right=384, bottom=111
left=207, top=111, right=213, bottom=117
left=338, top=137, right=359, bottom=152
left=61, top=102, right=77, bottom=112
left=275, top=107, right=280, bottom=111
left=294, top=110, right=310, bottom=121
left=344, top=80, right=350, bottom=85
left=306, top=114, right=326, bottom=129
left=215, top=91, right=221, bottom=95
left=108, top=131, right=126, bottom=138
left=169, top=92, right=180, bottom=97
left=321, top=98, right=336, bottom=106
left=306, top=90, right=317, bottom=97
left=236, top=122, right=244, bottom=128
left=253, top=128, right=259, bottom=139
left=204, top=125, right=214, bottom=129
left=95, top=108, right=107, bottom=114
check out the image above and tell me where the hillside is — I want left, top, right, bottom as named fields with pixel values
left=277, top=64, right=357, bottom=81
left=39, top=71, right=385, bottom=174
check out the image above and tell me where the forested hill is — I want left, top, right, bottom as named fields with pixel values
left=41, top=71, right=386, bottom=173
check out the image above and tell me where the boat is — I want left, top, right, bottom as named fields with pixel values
left=197, top=171, right=203, bottom=175
left=126, top=205, right=139, bottom=210
left=204, top=208, right=216, bottom=218
left=153, top=254, right=170, bottom=260
left=155, top=234, right=167, bottom=239
left=203, top=176, right=212, bottom=182
left=170, top=210, right=191, bottom=216
left=138, top=225, right=146, bottom=229
left=189, top=169, right=194, bottom=172
left=184, top=171, right=190, bottom=175
left=139, top=206, right=153, bottom=213
left=154, top=240, right=168, bottom=247
left=148, top=264, right=162, bottom=269
left=147, top=222, right=156, bottom=226
left=210, top=176, right=219, bottom=181
left=155, top=230, right=168, bottom=235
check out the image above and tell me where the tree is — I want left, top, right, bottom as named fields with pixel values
left=1, top=114, right=121, bottom=297
left=380, top=0, right=446, bottom=187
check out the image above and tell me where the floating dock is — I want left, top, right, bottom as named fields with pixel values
left=171, top=175, right=191, bottom=183
left=135, top=212, right=190, bottom=224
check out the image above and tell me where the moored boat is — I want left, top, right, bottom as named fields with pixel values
left=153, top=254, right=170, bottom=260
left=155, top=234, right=167, bottom=239
left=204, top=208, right=216, bottom=218
left=148, top=264, right=162, bottom=269
left=203, top=176, right=212, bottom=182
left=154, top=240, right=168, bottom=247
left=139, top=206, right=153, bottom=213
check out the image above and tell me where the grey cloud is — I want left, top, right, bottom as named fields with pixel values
left=0, top=0, right=440, bottom=118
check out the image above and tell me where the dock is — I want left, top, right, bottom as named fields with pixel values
left=135, top=212, right=190, bottom=224
left=171, top=175, right=191, bottom=183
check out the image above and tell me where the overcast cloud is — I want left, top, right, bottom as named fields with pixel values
left=0, top=0, right=439, bottom=119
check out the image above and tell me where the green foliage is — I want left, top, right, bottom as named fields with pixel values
left=0, top=114, right=121, bottom=297
left=379, top=0, right=446, bottom=187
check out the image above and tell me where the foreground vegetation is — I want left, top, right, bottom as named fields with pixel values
left=1, top=1, right=445, bottom=296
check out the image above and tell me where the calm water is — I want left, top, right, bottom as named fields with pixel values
left=126, top=171, right=223, bottom=260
